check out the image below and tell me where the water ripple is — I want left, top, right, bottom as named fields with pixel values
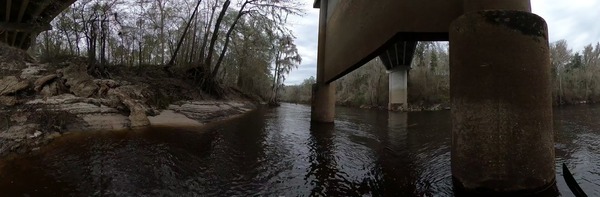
left=0, top=104, right=598, bottom=196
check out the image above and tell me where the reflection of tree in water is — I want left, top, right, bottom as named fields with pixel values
left=373, top=111, right=421, bottom=196
left=307, top=123, right=344, bottom=196
left=342, top=109, right=452, bottom=196
left=305, top=108, right=424, bottom=196
left=407, top=111, right=453, bottom=195
left=195, top=110, right=272, bottom=195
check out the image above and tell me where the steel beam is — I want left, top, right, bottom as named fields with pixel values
left=322, top=0, right=462, bottom=82
left=5, top=0, right=11, bottom=22
left=30, top=0, right=52, bottom=19
left=0, top=22, right=51, bottom=32
left=17, top=0, right=29, bottom=20
left=0, top=0, right=78, bottom=49
left=11, top=0, right=30, bottom=46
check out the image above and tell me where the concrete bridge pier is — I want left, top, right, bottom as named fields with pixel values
left=450, top=4, right=555, bottom=194
left=311, top=83, right=336, bottom=123
left=388, top=67, right=408, bottom=111
left=311, top=0, right=335, bottom=123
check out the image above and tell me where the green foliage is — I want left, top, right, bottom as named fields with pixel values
left=282, top=58, right=391, bottom=107
left=336, top=58, right=389, bottom=107
left=567, top=52, right=583, bottom=71
left=223, top=16, right=279, bottom=99
left=408, top=42, right=449, bottom=105
left=280, top=76, right=315, bottom=104
left=551, top=41, right=600, bottom=104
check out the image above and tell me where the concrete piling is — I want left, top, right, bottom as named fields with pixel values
left=449, top=10, right=555, bottom=193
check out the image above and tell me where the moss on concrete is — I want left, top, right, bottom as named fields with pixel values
left=483, top=10, right=548, bottom=40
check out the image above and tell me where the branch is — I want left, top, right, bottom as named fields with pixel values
left=212, top=2, right=251, bottom=78
left=204, top=0, right=231, bottom=72
left=165, top=0, right=203, bottom=68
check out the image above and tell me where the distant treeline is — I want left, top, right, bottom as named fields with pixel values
left=550, top=40, right=600, bottom=104
left=283, top=40, right=600, bottom=107
left=281, top=42, right=448, bottom=108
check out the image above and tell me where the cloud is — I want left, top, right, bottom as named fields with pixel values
left=285, top=0, right=319, bottom=85
left=286, top=68, right=316, bottom=85
left=532, top=0, right=600, bottom=50
left=285, top=0, right=600, bottom=85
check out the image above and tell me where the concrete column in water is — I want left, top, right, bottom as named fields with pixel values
left=449, top=5, right=555, bottom=194
left=311, top=83, right=336, bottom=123
left=388, top=66, right=408, bottom=111
left=311, top=0, right=335, bottom=123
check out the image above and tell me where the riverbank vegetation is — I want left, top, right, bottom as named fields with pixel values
left=283, top=40, right=600, bottom=109
left=282, top=42, right=449, bottom=110
left=550, top=40, right=600, bottom=105
left=33, top=0, right=302, bottom=103
left=0, top=0, right=305, bottom=157
left=281, top=58, right=392, bottom=108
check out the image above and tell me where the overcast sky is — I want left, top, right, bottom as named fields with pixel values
left=284, top=0, right=600, bottom=85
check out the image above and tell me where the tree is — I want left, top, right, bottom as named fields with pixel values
left=166, top=0, right=203, bottom=69
left=550, top=40, right=572, bottom=104
left=229, top=15, right=277, bottom=99
left=33, top=0, right=305, bottom=99
left=270, top=35, right=301, bottom=104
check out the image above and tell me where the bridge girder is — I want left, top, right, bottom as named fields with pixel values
left=317, top=0, right=530, bottom=83
left=0, top=0, right=76, bottom=49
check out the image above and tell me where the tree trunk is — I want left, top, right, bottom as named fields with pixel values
left=44, top=31, right=51, bottom=58
left=75, top=33, right=81, bottom=55
left=100, top=19, right=107, bottom=69
left=199, top=4, right=217, bottom=62
left=270, top=50, right=281, bottom=103
left=88, top=19, right=97, bottom=67
left=203, top=0, right=231, bottom=71
left=166, top=0, right=202, bottom=69
left=62, top=28, right=74, bottom=55
left=188, top=14, right=199, bottom=64
left=159, top=0, right=166, bottom=65
left=212, top=1, right=249, bottom=77
left=138, top=41, right=142, bottom=66
left=559, top=73, right=563, bottom=104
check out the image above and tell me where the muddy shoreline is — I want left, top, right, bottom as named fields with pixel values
left=0, top=100, right=256, bottom=158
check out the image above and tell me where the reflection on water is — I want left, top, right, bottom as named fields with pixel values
left=554, top=105, right=600, bottom=197
left=0, top=103, right=598, bottom=196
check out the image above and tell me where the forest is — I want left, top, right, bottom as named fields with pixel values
left=32, top=0, right=302, bottom=102
left=282, top=40, right=600, bottom=109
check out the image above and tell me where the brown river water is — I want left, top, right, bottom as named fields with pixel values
left=0, top=103, right=598, bottom=196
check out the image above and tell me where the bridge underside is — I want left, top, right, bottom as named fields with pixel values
left=0, top=0, right=75, bottom=49
left=378, top=40, right=417, bottom=70
left=317, top=0, right=531, bottom=83
left=319, top=0, right=461, bottom=83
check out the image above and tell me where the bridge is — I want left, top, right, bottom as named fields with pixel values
left=312, top=0, right=554, bottom=195
left=0, top=0, right=555, bottom=195
left=0, top=0, right=75, bottom=49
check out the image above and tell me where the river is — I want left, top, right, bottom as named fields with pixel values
left=0, top=103, right=598, bottom=196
